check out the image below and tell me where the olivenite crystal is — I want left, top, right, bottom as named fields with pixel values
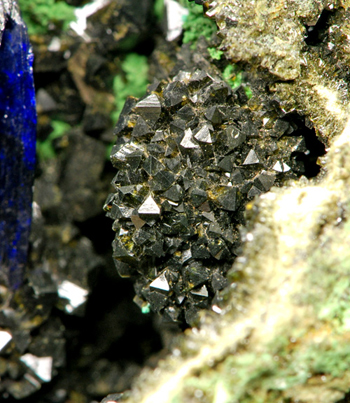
left=104, top=56, right=323, bottom=324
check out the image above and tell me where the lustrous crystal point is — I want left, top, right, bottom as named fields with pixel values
left=194, top=125, right=214, bottom=143
left=0, top=330, right=12, bottom=351
left=138, top=195, right=160, bottom=215
left=243, top=149, right=260, bottom=165
left=135, top=94, right=161, bottom=125
left=150, top=272, right=170, bottom=294
left=0, top=3, right=37, bottom=289
left=180, top=128, right=199, bottom=148
left=190, top=284, right=209, bottom=298
left=272, top=161, right=291, bottom=173
left=20, top=354, right=53, bottom=383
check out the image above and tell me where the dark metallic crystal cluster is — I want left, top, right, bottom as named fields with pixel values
left=104, top=60, right=318, bottom=325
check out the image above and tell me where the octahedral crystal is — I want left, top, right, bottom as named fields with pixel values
left=104, top=46, right=322, bottom=324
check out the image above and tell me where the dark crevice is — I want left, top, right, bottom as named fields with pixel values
left=336, top=390, right=350, bottom=403
left=281, top=113, right=326, bottom=178
left=74, top=213, right=115, bottom=255
left=73, top=264, right=162, bottom=365
left=132, top=37, right=156, bottom=57
left=304, top=9, right=335, bottom=46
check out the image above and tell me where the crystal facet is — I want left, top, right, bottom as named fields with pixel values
left=180, top=128, right=199, bottom=149
left=138, top=195, right=161, bottom=215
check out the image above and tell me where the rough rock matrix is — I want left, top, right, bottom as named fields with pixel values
left=210, top=0, right=350, bottom=139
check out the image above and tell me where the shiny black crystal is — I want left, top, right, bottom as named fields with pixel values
left=104, top=56, right=321, bottom=324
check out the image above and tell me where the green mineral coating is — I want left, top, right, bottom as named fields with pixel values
left=175, top=334, right=350, bottom=402
left=37, top=120, right=71, bottom=161
left=244, top=86, right=253, bottom=99
left=222, top=64, right=252, bottom=99
left=154, top=0, right=165, bottom=22
left=17, top=0, right=76, bottom=35
left=111, top=53, right=149, bottom=123
left=181, top=1, right=217, bottom=48
left=222, top=64, right=242, bottom=88
left=207, top=47, right=224, bottom=60
left=141, top=304, right=151, bottom=314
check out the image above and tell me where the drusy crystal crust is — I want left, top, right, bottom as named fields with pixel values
left=104, top=60, right=316, bottom=324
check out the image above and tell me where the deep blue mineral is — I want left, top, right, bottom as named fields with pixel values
left=0, top=3, right=37, bottom=289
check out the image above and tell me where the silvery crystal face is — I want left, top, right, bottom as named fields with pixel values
left=104, top=64, right=319, bottom=325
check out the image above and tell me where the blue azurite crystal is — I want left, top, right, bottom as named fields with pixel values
left=0, top=1, right=37, bottom=289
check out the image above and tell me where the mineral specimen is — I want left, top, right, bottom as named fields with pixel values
left=0, top=1, right=36, bottom=290
left=104, top=46, right=323, bottom=324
